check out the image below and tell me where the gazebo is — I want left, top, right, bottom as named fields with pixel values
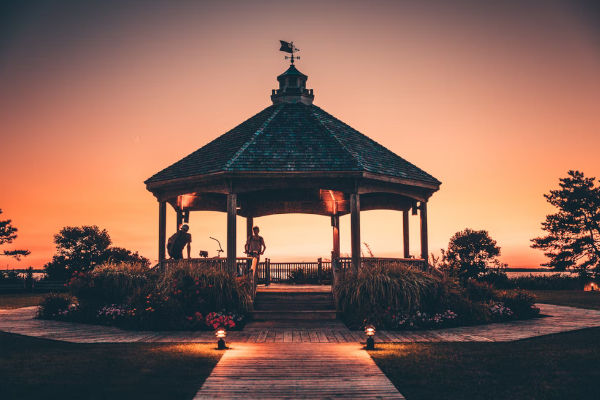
left=145, top=58, right=441, bottom=275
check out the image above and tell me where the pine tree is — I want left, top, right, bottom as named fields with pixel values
left=531, top=170, right=600, bottom=276
left=0, top=209, right=30, bottom=260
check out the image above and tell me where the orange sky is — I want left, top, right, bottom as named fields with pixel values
left=1, top=0, right=599, bottom=269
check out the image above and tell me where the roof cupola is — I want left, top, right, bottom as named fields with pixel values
left=271, top=40, right=314, bottom=105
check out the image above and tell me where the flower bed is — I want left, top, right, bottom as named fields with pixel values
left=38, top=262, right=252, bottom=331
left=334, top=263, right=540, bottom=331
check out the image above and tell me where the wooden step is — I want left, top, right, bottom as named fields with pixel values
left=254, top=302, right=334, bottom=311
left=251, top=310, right=338, bottom=321
left=255, top=292, right=333, bottom=300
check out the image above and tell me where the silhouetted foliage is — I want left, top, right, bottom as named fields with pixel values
left=44, top=226, right=149, bottom=280
left=0, top=209, right=30, bottom=260
left=531, top=170, right=600, bottom=277
left=441, top=228, right=502, bottom=282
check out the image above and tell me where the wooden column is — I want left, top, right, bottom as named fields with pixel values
left=246, top=217, right=254, bottom=241
left=158, top=201, right=167, bottom=264
left=176, top=210, right=183, bottom=230
left=403, top=209, right=410, bottom=258
left=420, top=201, right=428, bottom=262
left=227, top=194, right=237, bottom=274
left=350, top=193, right=361, bottom=273
left=332, top=214, right=340, bottom=260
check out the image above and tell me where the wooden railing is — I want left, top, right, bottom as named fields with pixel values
left=256, top=259, right=332, bottom=284
left=158, top=256, right=426, bottom=289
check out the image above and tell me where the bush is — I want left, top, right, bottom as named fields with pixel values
left=496, top=289, right=540, bottom=319
left=156, top=261, right=252, bottom=316
left=38, top=293, right=78, bottom=319
left=69, top=263, right=151, bottom=312
left=335, top=263, right=446, bottom=328
left=42, top=261, right=252, bottom=330
left=510, top=274, right=584, bottom=290
left=464, top=280, right=497, bottom=302
left=477, top=270, right=514, bottom=289
left=335, top=263, right=540, bottom=330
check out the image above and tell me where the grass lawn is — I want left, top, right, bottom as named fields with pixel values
left=0, top=332, right=222, bottom=400
left=0, top=293, right=46, bottom=309
left=369, top=327, right=600, bottom=400
left=531, top=290, right=600, bottom=310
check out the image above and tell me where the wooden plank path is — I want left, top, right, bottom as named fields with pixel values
left=194, top=343, right=404, bottom=399
left=2, top=304, right=600, bottom=343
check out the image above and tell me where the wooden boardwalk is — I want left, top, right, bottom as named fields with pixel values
left=1, top=304, right=600, bottom=344
left=194, top=343, right=404, bottom=399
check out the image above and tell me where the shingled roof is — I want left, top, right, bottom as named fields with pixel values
left=145, top=102, right=440, bottom=186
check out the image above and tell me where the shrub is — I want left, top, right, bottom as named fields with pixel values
left=38, top=293, right=78, bottom=319
left=156, top=261, right=252, bottom=315
left=383, top=309, right=459, bottom=330
left=477, top=270, right=514, bottom=289
left=464, top=280, right=497, bottom=302
left=205, top=311, right=243, bottom=330
left=487, top=301, right=514, bottom=320
left=44, top=261, right=252, bottom=330
left=496, top=289, right=540, bottom=319
left=510, top=274, right=584, bottom=290
left=335, top=263, right=445, bottom=328
left=68, top=263, right=151, bottom=313
left=334, top=263, right=541, bottom=330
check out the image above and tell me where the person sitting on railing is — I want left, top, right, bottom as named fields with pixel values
left=244, top=226, right=266, bottom=276
left=167, top=224, right=192, bottom=260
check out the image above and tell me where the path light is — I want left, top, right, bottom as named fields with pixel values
left=365, top=325, right=376, bottom=350
left=216, top=328, right=227, bottom=350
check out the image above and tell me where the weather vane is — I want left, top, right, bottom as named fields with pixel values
left=279, top=40, right=300, bottom=65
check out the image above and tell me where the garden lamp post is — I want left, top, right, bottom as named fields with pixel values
left=365, top=325, right=376, bottom=350
left=216, top=328, right=227, bottom=350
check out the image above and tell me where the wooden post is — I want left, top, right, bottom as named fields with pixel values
left=158, top=201, right=167, bottom=264
left=266, top=258, right=271, bottom=286
left=176, top=210, right=183, bottom=230
left=317, top=257, right=323, bottom=283
left=403, top=209, right=410, bottom=258
left=350, top=193, right=361, bottom=273
left=246, top=217, right=254, bottom=242
left=420, top=201, right=428, bottom=262
left=227, top=194, right=237, bottom=274
left=332, top=214, right=340, bottom=260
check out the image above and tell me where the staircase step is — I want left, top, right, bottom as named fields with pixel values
left=256, top=292, right=333, bottom=300
left=254, top=303, right=334, bottom=311
left=251, top=310, right=338, bottom=321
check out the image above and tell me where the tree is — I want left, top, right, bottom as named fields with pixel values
left=44, top=226, right=149, bottom=280
left=531, top=170, right=600, bottom=277
left=103, top=247, right=150, bottom=267
left=0, top=209, right=30, bottom=260
left=442, top=228, right=501, bottom=281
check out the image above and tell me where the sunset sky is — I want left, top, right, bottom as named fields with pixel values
left=1, top=0, right=599, bottom=269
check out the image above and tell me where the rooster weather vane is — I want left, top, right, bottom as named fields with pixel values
left=279, top=40, right=300, bottom=65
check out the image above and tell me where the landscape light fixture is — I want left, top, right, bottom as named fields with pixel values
left=216, top=328, right=227, bottom=350
left=365, top=325, right=376, bottom=350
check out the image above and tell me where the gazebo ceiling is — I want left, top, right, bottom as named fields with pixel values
left=145, top=64, right=441, bottom=212
left=173, top=189, right=416, bottom=218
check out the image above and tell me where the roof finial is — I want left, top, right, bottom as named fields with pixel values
left=279, top=40, right=300, bottom=65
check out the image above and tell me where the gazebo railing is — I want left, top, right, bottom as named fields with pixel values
left=255, top=258, right=332, bottom=284
left=158, top=256, right=426, bottom=290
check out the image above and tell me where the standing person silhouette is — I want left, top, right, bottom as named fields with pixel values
left=167, top=224, right=192, bottom=260
left=244, top=226, right=266, bottom=275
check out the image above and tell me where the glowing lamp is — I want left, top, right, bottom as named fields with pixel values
left=365, top=325, right=376, bottom=350
left=216, top=328, right=227, bottom=350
